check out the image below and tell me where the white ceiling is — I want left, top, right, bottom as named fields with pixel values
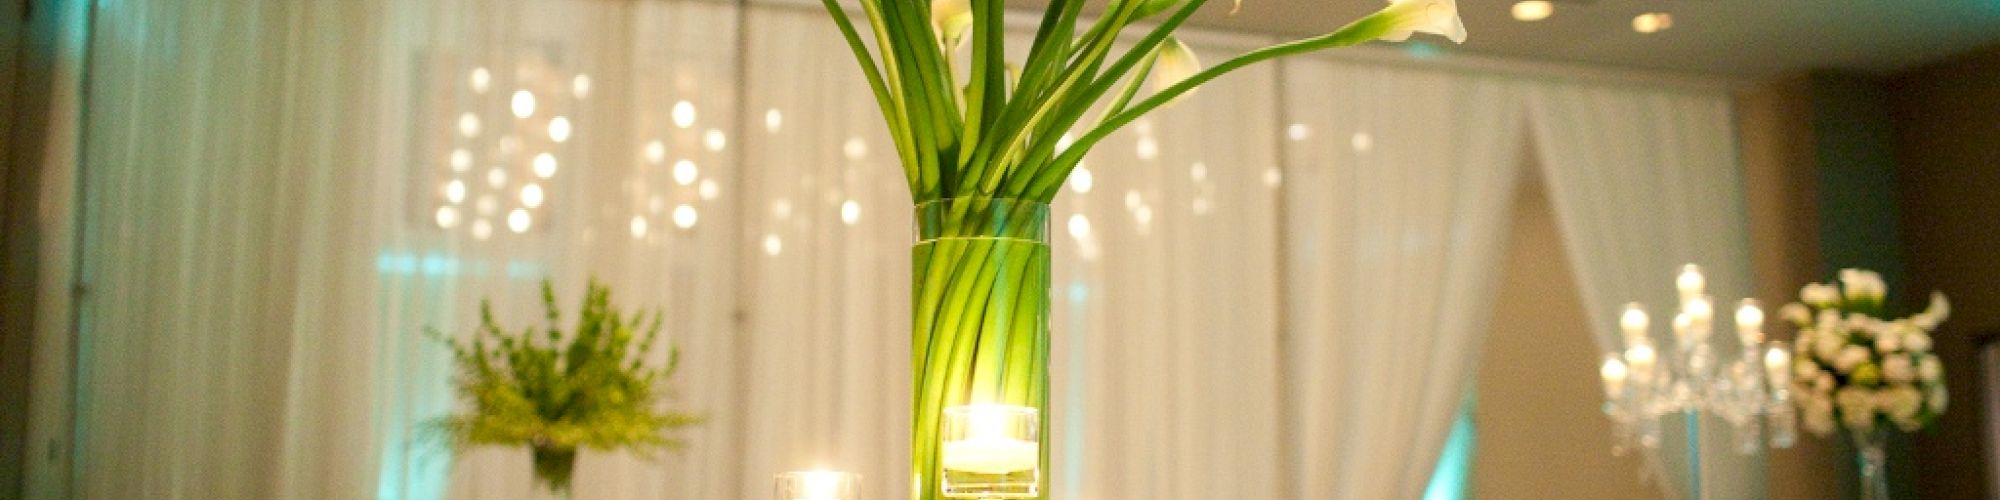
left=1121, top=0, right=2000, bottom=79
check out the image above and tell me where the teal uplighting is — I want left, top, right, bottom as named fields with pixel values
left=1403, top=40, right=1445, bottom=60
left=1422, top=400, right=1476, bottom=500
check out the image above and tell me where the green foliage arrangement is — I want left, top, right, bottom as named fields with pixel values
left=428, top=279, right=701, bottom=494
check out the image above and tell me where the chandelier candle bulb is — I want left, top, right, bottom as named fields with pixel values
left=1672, top=313, right=1694, bottom=347
left=1736, top=299, right=1765, bottom=345
left=775, top=470, right=860, bottom=500
left=1625, top=343, right=1657, bottom=382
left=1620, top=304, right=1650, bottom=346
left=1601, top=264, right=1800, bottom=457
left=1601, top=356, right=1629, bottom=399
left=1764, top=342, right=1791, bottom=388
left=1677, top=264, right=1706, bottom=303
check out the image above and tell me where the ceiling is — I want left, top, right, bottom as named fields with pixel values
left=1131, top=0, right=2000, bottom=79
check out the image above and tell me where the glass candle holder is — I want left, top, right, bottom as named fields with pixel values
left=774, top=470, right=859, bottom=500
left=940, top=404, right=1040, bottom=499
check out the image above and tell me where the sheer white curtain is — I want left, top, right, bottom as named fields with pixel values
left=72, top=1, right=397, bottom=498
left=1525, top=83, right=1756, bottom=500
left=56, top=0, right=1754, bottom=499
left=1280, top=59, right=1528, bottom=500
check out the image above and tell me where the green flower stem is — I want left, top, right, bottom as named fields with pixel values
left=912, top=199, right=1051, bottom=500
left=1033, top=11, right=1400, bottom=199
left=999, top=0, right=1206, bottom=200
left=817, top=0, right=919, bottom=192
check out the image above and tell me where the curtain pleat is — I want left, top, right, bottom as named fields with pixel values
left=64, top=1, right=1746, bottom=499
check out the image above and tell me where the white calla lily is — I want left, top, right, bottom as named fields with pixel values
left=932, top=0, right=973, bottom=53
left=1151, top=38, right=1201, bottom=103
left=1372, top=0, right=1466, bottom=44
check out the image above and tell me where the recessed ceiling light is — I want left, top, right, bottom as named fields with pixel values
left=1511, top=1, right=1553, bottom=21
left=1633, top=13, right=1673, bottom=33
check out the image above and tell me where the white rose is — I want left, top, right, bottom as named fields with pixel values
left=1780, top=303, right=1813, bottom=327
left=1875, top=329, right=1902, bottom=353
left=1882, top=385, right=1923, bottom=420
left=1801, top=283, right=1842, bottom=307
left=1837, top=388, right=1878, bottom=431
left=1813, top=330, right=1845, bottom=362
left=1814, top=372, right=1835, bottom=393
left=1882, top=355, right=1914, bottom=383
left=1928, top=385, right=1950, bottom=414
left=1847, top=313, right=1876, bottom=338
left=1904, top=330, right=1933, bottom=353
left=1834, top=345, right=1871, bottom=374
left=1921, top=292, right=1951, bottom=327
left=1840, top=268, right=1886, bottom=301
left=1918, top=355, right=1943, bottom=382
left=1795, top=359, right=1822, bottom=380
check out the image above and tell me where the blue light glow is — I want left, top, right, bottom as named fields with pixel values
left=1422, top=401, right=1475, bottom=500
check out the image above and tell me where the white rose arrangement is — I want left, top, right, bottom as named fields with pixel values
left=1780, top=268, right=1950, bottom=437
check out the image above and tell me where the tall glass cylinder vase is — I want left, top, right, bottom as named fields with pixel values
left=530, top=444, right=577, bottom=500
left=911, top=198, right=1052, bottom=500
left=1852, top=428, right=1889, bottom=500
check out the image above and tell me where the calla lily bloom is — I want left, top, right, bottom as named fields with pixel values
left=1373, top=0, right=1466, bottom=44
left=932, top=0, right=973, bottom=53
left=1152, top=38, right=1201, bottom=102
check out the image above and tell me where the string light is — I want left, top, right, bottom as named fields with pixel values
left=572, top=74, right=592, bottom=98
left=1633, top=13, right=1673, bottom=33
left=765, top=108, right=784, bottom=132
left=548, top=116, right=572, bottom=143
left=520, top=183, right=545, bottom=208
left=486, top=168, right=508, bottom=189
left=673, top=205, right=698, bottom=229
left=450, top=149, right=472, bottom=172
left=840, top=200, right=862, bottom=225
left=844, top=137, right=869, bottom=160
left=672, top=101, right=696, bottom=128
left=533, top=153, right=558, bottom=178
left=445, top=180, right=467, bottom=203
left=1067, top=214, right=1091, bottom=239
left=435, top=206, right=460, bottom=228
left=704, top=129, right=727, bottom=152
left=457, top=113, right=481, bottom=137
left=1286, top=123, right=1311, bottom=141
left=470, top=218, right=493, bottom=240
left=511, top=90, right=537, bottom=118
left=507, top=209, right=532, bottom=233
left=1135, top=136, right=1159, bottom=160
left=645, top=140, right=667, bottom=164
left=763, top=234, right=783, bottom=255
left=673, top=160, right=699, bottom=186
left=1189, top=162, right=1208, bottom=182
left=699, top=179, right=721, bottom=200
left=468, top=67, right=491, bottom=94
left=1351, top=132, right=1374, bottom=152
left=1511, top=0, right=1553, bottom=21
left=630, top=216, right=649, bottom=238
left=1069, top=166, right=1094, bottom=194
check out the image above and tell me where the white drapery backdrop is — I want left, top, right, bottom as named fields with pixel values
left=1524, top=82, right=1757, bottom=499
left=49, top=0, right=1752, bottom=499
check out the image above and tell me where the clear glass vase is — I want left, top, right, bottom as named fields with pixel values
left=531, top=445, right=577, bottom=500
left=911, top=198, right=1052, bottom=500
left=1852, top=428, right=1889, bottom=500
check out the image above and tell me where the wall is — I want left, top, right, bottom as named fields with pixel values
left=1473, top=166, right=1667, bottom=500
left=1735, top=44, right=2000, bottom=499
left=1888, top=44, right=2000, bottom=500
left=1737, top=72, right=1854, bottom=500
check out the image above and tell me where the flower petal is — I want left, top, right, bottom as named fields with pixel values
left=1375, top=0, right=1466, bottom=44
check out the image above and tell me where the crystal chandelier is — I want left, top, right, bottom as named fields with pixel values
left=1600, top=264, right=1797, bottom=456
